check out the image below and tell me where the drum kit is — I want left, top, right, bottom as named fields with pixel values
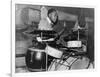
left=25, top=28, right=90, bottom=72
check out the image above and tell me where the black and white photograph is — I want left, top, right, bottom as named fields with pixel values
left=14, top=3, right=94, bottom=73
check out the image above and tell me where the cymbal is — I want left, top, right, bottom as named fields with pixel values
left=29, top=30, right=57, bottom=35
left=72, top=28, right=88, bottom=32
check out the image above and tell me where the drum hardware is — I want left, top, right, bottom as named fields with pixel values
left=25, top=25, right=88, bottom=71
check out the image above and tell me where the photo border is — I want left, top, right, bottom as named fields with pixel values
left=11, top=0, right=96, bottom=77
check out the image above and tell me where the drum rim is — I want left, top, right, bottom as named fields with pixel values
left=28, top=68, right=46, bottom=72
left=28, top=48, right=45, bottom=52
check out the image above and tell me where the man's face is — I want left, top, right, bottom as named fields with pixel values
left=49, top=11, right=58, bottom=23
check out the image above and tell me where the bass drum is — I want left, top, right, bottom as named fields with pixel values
left=48, top=56, right=91, bottom=71
left=25, top=48, right=46, bottom=72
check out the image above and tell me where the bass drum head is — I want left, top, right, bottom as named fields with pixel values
left=48, top=56, right=91, bottom=71
left=70, top=57, right=90, bottom=70
left=25, top=49, right=46, bottom=71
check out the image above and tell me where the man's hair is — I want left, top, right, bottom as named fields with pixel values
left=47, top=8, right=57, bottom=16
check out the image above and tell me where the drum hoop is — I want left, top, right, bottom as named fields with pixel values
left=28, top=48, right=45, bottom=52
left=28, top=68, right=46, bottom=71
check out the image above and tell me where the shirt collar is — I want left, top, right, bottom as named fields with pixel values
left=47, top=17, right=52, bottom=24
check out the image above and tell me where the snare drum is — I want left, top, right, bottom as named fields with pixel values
left=25, top=47, right=46, bottom=72
left=67, top=41, right=82, bottom=48
left=45, top=45, right=63, bottom=59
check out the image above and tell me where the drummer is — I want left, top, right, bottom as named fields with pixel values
left=38, top=7, right=60, bottom=68
left=36, top=6, right=60, bottom=42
